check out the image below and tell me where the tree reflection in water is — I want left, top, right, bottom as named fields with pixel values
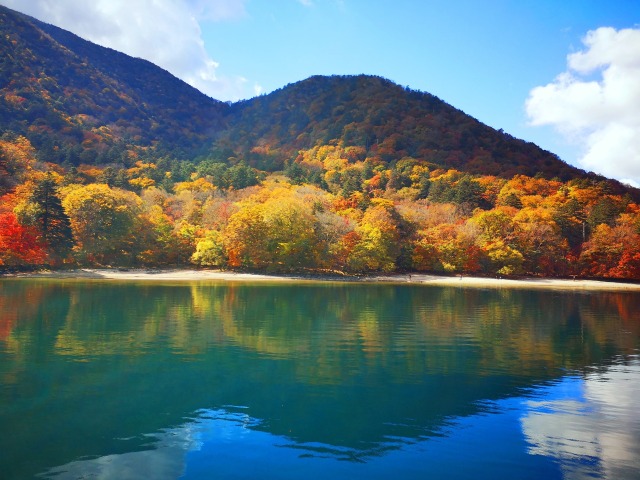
left=1, top=280, right=639, bottom=479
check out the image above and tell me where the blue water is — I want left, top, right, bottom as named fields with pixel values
left=1, top=279, right=639, bottom=479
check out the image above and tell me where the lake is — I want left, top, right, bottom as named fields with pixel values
left=1, top=279, right=639, bottom=479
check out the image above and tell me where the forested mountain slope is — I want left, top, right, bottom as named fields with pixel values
left=2, top=5, right=640, bottom=279
left=224, top=75, right=583, bottom=181
left=0, top=5, right=227, bottom=164
left=1, top=3, right=635, bottom=197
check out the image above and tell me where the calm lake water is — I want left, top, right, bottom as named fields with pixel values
left=1, top=279, right=639, bottom=479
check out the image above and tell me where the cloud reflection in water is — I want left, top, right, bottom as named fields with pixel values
left=522, top=359, right=640, bottom=479
left=40, top=360, right=640, bottom=479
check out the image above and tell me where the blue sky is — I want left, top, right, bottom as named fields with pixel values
left=3, top=0, right=640, bottom=185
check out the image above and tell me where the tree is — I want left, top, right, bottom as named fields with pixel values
left=0, top=212, right=46, bottom=266
left=223, top=203, right=270, bottom=269
left=347, top=202, right=400, bottom=272
left=587, top=197, right=624, bottom=229
left=222, top=190, right=320, bottom=271
left=61, top=184, right=142, bottom=265
left=191, top=230, right=226, bottom=267
left=452, top=175, right=486, bottom=210
left=25, top=174, right=74, bottom=261
left=470, top=208, right=517, bottom=244
left=579, top=218, right=640, bottom=279
left=139, top=204, right=194, bottom=265
left=0, top=136, right=36, bottom=195
left=553, top=197, right=586, bottom=250
left=340, top=167, right=363, bottom=197
left=0, top=149, right=9, bottom=189
left=513, top=208, right=568, bottom=275
left=482, top=240, right=524, bottom=276
left=469, top=208, right=524, bottom=275
left=412, top=223, right=481, bottom=273
left=226, top=163, right=262, bottom=189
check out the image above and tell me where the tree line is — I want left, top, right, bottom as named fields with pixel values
left=1, top=136, right=639, bottom=279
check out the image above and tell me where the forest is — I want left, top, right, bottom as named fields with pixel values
left=1, top=134, right=639, bottom=279
left=2, top=5, right=639, bottom=280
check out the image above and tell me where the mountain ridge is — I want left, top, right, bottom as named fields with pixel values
left=2, top=5, right=640, bottom=279
left=0, top=4, right=227, bottom=163
left=0, top=4, right=637, bottom=199
left=224, top=74, right=584, bottom=181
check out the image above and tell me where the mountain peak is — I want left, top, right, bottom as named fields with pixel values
left=0, top=5, right=636, bottom=199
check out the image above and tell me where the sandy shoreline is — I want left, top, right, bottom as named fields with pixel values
left=2, top=268, right=640, bottom=291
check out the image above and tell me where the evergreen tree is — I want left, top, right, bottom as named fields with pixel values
left=553, top=198, right=587, bottom=250
left=31, top=174, right=74, bottom=258
left=588, top=197, right=623, bottom=229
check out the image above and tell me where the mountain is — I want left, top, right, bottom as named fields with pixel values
left=0, top=5, right=636, bottom=198
left=220, top=74, right=635, bottom=196
left=222, top=75, right=591, bottom=180
left=0, top=5, right=227, bottom=164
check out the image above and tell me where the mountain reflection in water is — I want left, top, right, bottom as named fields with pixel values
left=1, top=280, right=639, bottom=479
left=39, top=360, right=640, bottom=480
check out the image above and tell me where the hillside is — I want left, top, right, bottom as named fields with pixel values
left=0, top=5, right=227, bottom=164
left=222, top=75, right=581, bottom=180
left=1, top=4, right=637, bottom=199
left=217, top=74, right=637, bottom=200
left=2, top=5, right=640, bottom=279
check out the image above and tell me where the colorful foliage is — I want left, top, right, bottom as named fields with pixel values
left=0, top=212, right=46, bottom=265
left=1, top=6, right=640, bottom=279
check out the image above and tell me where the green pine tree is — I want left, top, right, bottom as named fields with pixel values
left=31, top=173, right=74, bottom=259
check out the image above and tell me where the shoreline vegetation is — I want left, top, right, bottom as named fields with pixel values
left=2, top=22, right=640, bottom=284
left=3, top=268, right=640, bottom=291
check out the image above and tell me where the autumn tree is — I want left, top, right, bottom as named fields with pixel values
left=470, top=208, right=524, bottom=275
left=347, top=200, right=401, bottom=272
left=0, top=212, right=46, bottom=266
left=579, top=215, right=640, bottom=278
left=412, top=223, right=481, bottom=273
left=139, top=204, right=195, bottom=265
left=513, top=207, right=568, bottom=275
left=0, top=136, right=36, bottom=194
left=191, top=230, right=226, bottom=267
left=223, top=203, right=270, bottom=269
left=61, top=184, right=142, bottom=265
left=221, top=187, right=321, bottom=271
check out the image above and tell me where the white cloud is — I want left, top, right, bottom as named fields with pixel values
left=186, top=0, right=247, bottom=21
left=1, top=0, right=251, bottom=100
left=526, top=27, right=640, bottom=186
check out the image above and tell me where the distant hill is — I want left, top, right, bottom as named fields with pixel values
left=0, top=5, right=636, bottom=198
left=224, top=75, right=575, bottom=179
left=0, top=5, right=228, bottom=164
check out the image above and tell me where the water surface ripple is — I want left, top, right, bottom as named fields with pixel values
left=0, top=279, right=639, bottom=479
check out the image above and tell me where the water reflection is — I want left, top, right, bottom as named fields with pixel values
left=522, top=359, right=640, bottom=479
left=39, top=359, right=640, bottom=480
left=1, top=280, right=640, bottom=479
left=39, top=409, right=255, bottom=480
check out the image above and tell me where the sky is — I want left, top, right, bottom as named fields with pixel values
left=2, top=0, right=640, bottom=186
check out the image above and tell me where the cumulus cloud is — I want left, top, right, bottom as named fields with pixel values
left=526, top=27, right=640, bottom=187
left=2, top=0, right=251, bottom=100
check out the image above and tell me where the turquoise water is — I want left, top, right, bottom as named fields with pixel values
left=1, top=279, right=639, bottom=479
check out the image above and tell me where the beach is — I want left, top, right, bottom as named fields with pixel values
left=3, top=268, right=640, bottom=291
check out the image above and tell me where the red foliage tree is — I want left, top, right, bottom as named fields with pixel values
left=0, top=212, right=47, bottom=266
